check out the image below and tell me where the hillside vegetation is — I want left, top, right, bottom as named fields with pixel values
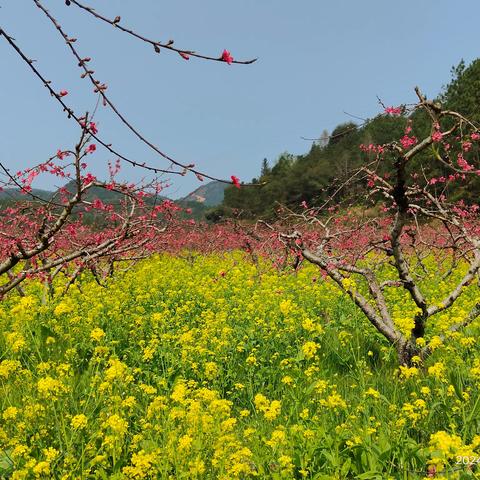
left=219, top=58, right=480, bottom=219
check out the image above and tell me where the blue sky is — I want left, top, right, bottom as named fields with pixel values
left=1, top=1, right=479, bottom=197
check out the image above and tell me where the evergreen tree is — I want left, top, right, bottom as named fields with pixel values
left=260, top=158, right=270, bottom=177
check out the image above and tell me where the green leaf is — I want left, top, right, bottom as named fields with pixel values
left=341, top=457, right=352, bottom=477
left=356, top=471, right=383, bottom=480
left=0, top=450, right=13, bottom=474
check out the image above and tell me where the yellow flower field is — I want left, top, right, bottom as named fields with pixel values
left=0, top=253, right=479, bottom=479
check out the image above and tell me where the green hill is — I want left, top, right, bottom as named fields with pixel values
left=181, top=181, right=228, bottom=207
left=220, top=58, right=480, bottom=219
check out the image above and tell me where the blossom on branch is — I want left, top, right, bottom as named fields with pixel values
left=400, top=135, right=417, bottom=149
left=56, top=150, right=68, bottom=160
left=89, top=122, right=98, bottom=135
left=221, top=49, right=234, bottom=64
left=231, top=175, right=241, bottom=189
left=431, top=130, right=443, bottom=142
left=384, top=106, right=402, bottom=115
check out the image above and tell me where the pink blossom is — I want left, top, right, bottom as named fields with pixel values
left=82, top=173, right=96, bottom=184
left=359, top=144, right=384, bottom=154
left=431, top=130, right=443, bottom=142
left=221, top=49, right=234, bottom=64
left=457, top=153, right=474, bottom=171
left=384, top=106, right=402, bottom=115
left=471, top=132, right=480, bottom=141
left=89, top=122, right=98, bottom=135
left=231, top=175, right=241, bottom=189
left=400, top=135, right=417, bottom=149
left=59, top=90, right=68, bottom=97
left=179, top=52, right=190, bottom=60
left=21, top=169, right=39, bottom=191
left=85, top=144, right=96, bottom=154
left=56, top=149, right=68, bottom=160
left=92, top=198, right=105, bottom=210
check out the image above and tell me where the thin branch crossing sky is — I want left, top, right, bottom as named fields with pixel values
left=1, top=0, right=479, bottom=197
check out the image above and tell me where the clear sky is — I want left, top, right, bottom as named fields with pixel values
left=1, top=1, right=479, bottom=198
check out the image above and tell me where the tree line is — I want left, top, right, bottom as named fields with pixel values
left=213, top=58, right=480, bottom=220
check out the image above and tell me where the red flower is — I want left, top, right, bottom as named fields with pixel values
left=457, top=153, right=474, bottom=171
left=231, top=175, right=241, bottom=189
left=400, top=135, right=417, bottom=149
left=384, top=106, right=402, bottom=115
left=82, top=173, right=96, bottom=184
left=89, top=122, right=98, bottom=135
left=85, top=144, right=96, bottom=154
left=221, top=49, right=234, bottom=64
left=431, top=130, right=443, bottom=142
left=59, top=90, right=68, bottom=97
left=179, top=52, right=190, bottom=60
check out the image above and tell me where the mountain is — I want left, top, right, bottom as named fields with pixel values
left=59, top=180, right=227, bottom=207
left=181, top=181, right=228, bottom=207
left=61, top=180, right=143, bottom=203
left=0, top=181, right=226, bottom=221
left=0, top=188, right=53, bottom=202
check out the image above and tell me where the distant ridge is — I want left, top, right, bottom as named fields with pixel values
left=181, top=181, right=228, bottom=207
left=0, top=181, right=226, bottom=220
left=0, top=188, right=53, bottom=202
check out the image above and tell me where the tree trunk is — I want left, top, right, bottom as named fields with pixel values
left=397, top=339, right=422, bottom=366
